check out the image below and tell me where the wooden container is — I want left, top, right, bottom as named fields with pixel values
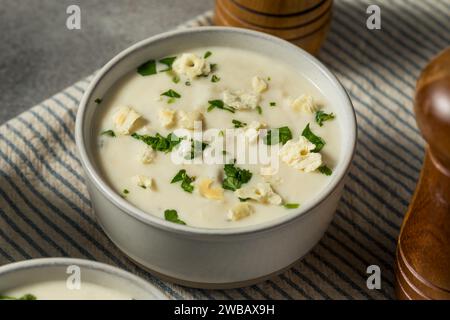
left=234, top=0, right=326, bottom=15
left=214, top=0, right=332, bottom=54
left=221, top=0, right=333, bottom=28
left=395, top=48, right=450, bottom=300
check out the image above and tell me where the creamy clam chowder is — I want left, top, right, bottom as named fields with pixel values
left=1, top=281, right=132, bottom=300
left=93, top=47, right=341, bottom=229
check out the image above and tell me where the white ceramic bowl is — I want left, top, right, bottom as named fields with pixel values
left=0, top=258, right=166, bottom=300
left=76, top=27, right=357, bottom=288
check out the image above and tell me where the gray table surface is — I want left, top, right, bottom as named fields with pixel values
left=0, top=0, right=213, bottom=124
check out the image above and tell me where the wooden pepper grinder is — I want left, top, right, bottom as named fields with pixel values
left=395, top=48, right=450, bottom=300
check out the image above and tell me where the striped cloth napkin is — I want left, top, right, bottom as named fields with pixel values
left=1, top=0, right=449, bottom=300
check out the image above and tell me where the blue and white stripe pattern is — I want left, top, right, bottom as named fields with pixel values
left=0, top=0, right=449, bottom=299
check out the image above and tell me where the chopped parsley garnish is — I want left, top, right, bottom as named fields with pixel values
left=137, top=59, right=157, bottom=76
left=94, top=98, right=102, bottom=104
left=284, top=203, right=300, bottom=209
left=210, top=63, right=217, bottom=72
left=270, top=102, right=277, bottom=107
left=171, top=169, right=195, bottom=193
left=211, top=74, right=221, bottom=83
left=222, top=163, right=252, bottom=191
left=302, top=124, right=325, bottom=152
left=185, top=81, right=191, bottom=86
left=101, top=130, right=116, bottom=137
left=263, top=126, right=292, bottom=145
left=315, top=111, right=335, bottom=127
left=161, top=89, right=181, bottom=98
left=123, top=189, right=130, bottom=195
left=204, top=51, right=212, bottom=59
left=185, top=140, right=208, bottom=160
left=172, top=77, right=180, bottom=84
left=256, top=105, right=262, bottom=114
left=239, top=197, right=250, bottom=202
left=0, top=294, right=37, bottom=300
left=164, top=209, right=186, bottom=225
left=207, top=100, right=235, bottom=113
left=267, top=77, right=271, bottom=81
left=318, top=165, right=333, bottom=176
left=232, top=119, right=247, bottom=128
left=131, top=132, right=182, bottom=153
left=159, top=56, right=177, bottom=72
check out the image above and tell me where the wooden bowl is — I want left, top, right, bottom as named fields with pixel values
left=220, top=0, right=333, bottom=28
left=234, top=0, right=326, bottom=15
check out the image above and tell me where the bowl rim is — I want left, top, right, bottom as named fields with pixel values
left=0, top=258, right=167, bottom=299
left=75, top=26, right=357, bottom=237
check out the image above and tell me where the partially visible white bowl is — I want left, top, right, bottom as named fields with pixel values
left=76, top=26, right=357, bottom=288
left=0, top=258, right=167, bottom=300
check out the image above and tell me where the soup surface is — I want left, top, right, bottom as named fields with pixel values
left=93, top=46, right=341, bottom=229
left=3, top=281, right=132, bottom=300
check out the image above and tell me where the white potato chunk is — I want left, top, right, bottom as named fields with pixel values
left=198, top=178, right=224, bottom=200
left=228, top=203, right=253, bottom=221
left=178, top=110, right=203, bottom=130
left=140, top=146, right=156, bottom=164
left=235, top=182, right=282, bottom=205
left=172, top=53, right=211, bottom=79
left=158, top=108, right=176, bottom=128
left=252, top=76, right=268, bottom=93
left=133, top=175, right=153, bottom=190
left=223, top=90, right=260, bottom=110
left=279, top=136, right=322, bottom=172
left=244, top=121, right=266, bottom=143
left=113, top=106, right=141, bottom=135
left=291, top=94, right=318, bottom=114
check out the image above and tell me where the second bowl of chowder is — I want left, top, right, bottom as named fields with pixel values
left=76, top=27, right=356, bottom=288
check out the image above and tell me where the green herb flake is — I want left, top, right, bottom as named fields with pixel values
left=318, top=165, right=333, bottom=176
left=172, top=77, right=180, bottom=84
left=159, top=56, right=177, bottom=72
left=315, top=111, right=335, bottom=127
left=131, top=132, right=182, bottom=153
left=222, top=163, right=252, bottom=191
left=284, top=203, right=300, bottom=209
left=256, top=106, right=263, bottom=115
left=123, top=189, right=130, bottom=195
left=264, top=126, right=292, bottom=145
left=270, top=102, right=277, bottom=107
left=94, top=98, right=102, bottom=104
left=161, top=89, right=181, bottom=99
left=164, top=209, right=186, bottom=225
left=137, top=59, right=157, bottom=76
left=302, top=123, right=325, bottom=152
left=210, top=63, right=217, bottom=72
left=101, top=130, right=116, bottom=137
left=186, top=140, right=208, bottom=160
left=171, top=169, right=195, bottom=193
left=185, top=81, right=191, bottom=86
left=0, top=294, right=37, bottom=300
left=211, top=74, right=221, bottom=83
left=232, top=119, right=247, bottom=128
left=207, top=100, right=235, bottom=113
left=204, top=51, right=212, bottom=59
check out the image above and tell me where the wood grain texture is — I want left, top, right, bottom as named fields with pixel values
left=395, top=48, right=450, bottom=300
left=234, top=0, right=325, bottom=15
left=215, top=0, right=332, bottom=39
left=220, top=0, right=333, bottom=28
